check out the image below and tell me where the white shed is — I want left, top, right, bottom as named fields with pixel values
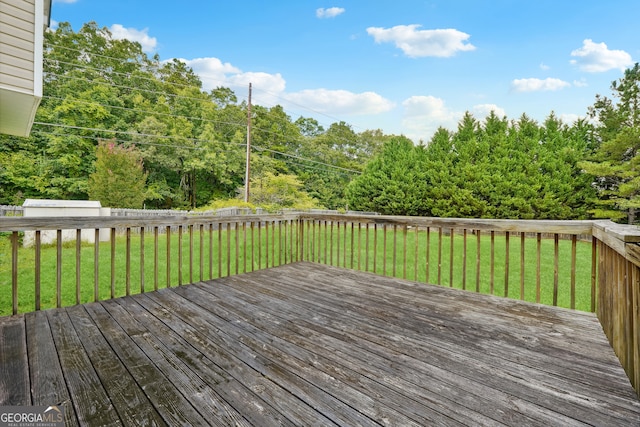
left=0, top=0, right=52, bottom=136
left=22, top=199, right=111, bottom=246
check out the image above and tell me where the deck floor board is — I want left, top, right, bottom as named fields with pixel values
left=1, top=262, right=639, bottom=426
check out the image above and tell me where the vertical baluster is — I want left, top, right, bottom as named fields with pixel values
left=140, top=227, right=145, bottom=294
left=178, top=225, right=183, bottom=286
left=571, top=234, right=577, bottom=309
left=11, top=231, right=19, bottom=314
left=343, top=221, right=348, bottom=268
left=536, top=233, right=542, bottom=303
left=504, top=231, right=510, bottom=297
left=437, top=227, right=442, bottom=286
left=279, top=220, right=283, bottom=266
left=476, top=230, right=481, bottom=293
left=56, top=230, right=62, bottom=307
left=126, top=227, right=132, bottom=294
left=336, top=222, right=341, bottom=267
left=373, top=223, right=378, bottom=274
left=271, top=221, right=276, bottom=267
left=330, top=221, right=334, bottom=266
left=265, top=221, right=269, bottom=268
left=392, top=224, right=397, bottom=277
left=367, top=223, right=371, bottom=273
left=154, top=226, right=159, bottom=290
left=414, top=225, right=419, bottom=281
left=282, top=220, right=287, bottom=266
left=36, top=230, right=42, bottom=310
left=218, top=223, right=222, bottom=277
left=490, top=230, right=495, bottom=294
left=188, top=224, right=193, bottom=283
left=383, top=224, right=388, bottom=277
left=258, top=221, right=262, bottom=268
left=200, top=224, right=205, bottom=281
left=449, top=228, right=454, bottom=288
left=358, top=223, right=362, bottom=271
left=251, top=221, right=255, bottom=271
left=426, top=227, right=431, bottom=284
left=402, top=225, right=407, bottom=279
left=209, top=224, right=213, bottom=280
left=243, top=222, right=247, bottom=273
left=553, top=233, right=559, bottom=306
left=166, top=226, right=171, bottom=288
left=290, top=219, right=294, bottom=263
left=311, top=220, right=315, bottom=262
left=462, top=229, right=467, bottom=290
left=93, top=229, right=99, bottom=302
left=235, top=222, right=239, bottom=275
left=76, top=229, right=81, bottom=305
left=591, top=236, right=597, bottom=312
left=227, top=222, right=232, bottom=276
left=325, top=220, right=328, bottom=265
left=520, top=232, right=525, bottom=300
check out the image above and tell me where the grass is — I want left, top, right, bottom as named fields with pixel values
left=0, top=224, right=595, bottom=316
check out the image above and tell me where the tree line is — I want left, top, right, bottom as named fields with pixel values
left=0, top=22, right=388, bottom=210
left=1, top=22, right=639, bottom=223
left=347, top=63, right=640, bottom=223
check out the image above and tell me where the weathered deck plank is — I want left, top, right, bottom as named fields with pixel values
left=0, top=316, right=30, bottom=406
left=0, top=262, right=639, bottom=426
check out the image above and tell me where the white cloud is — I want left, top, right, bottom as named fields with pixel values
left=177, top=57, right=393, bottom=118
left=573, top=78, right=588, bottom=87
left=366, top=24, right=475, bottom=58
left=472, top=104, right=506, bottom=120
left=402, top=95, right=461, bottom=142
left=558, top=113, right=584, bottom=125
left=177, top=57, right=286, bottom=96
left=539, top=63, right=550, bottom=71
left=570, top=39, right=633, bottom=72
left=109, top=24, right=157, bottom=53
left=316, top=7, right=345, bottom=19
left=511, top=77, right=571, bottom=92
left=285, top=89, right=395, bottom=115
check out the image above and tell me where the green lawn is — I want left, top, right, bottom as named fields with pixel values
left=0, top=224, right=595, bottom=316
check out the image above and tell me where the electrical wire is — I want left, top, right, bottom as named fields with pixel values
left=40, top=43, right=372, bottom=174
left=43, top=43, right=372, bottom=140
left=31, top=122, right=361, bottom=174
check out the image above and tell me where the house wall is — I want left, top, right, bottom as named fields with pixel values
left=0, top=0, right=37, bottom=93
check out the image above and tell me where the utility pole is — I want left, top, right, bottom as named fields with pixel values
left=244, top=83, right=252, bottom=203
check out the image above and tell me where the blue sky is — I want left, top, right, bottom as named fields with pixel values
left=50, top=0, right=640, bottom=142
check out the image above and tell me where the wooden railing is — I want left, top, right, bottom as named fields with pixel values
left=0, top=212, right=638, bottom=397
left=0, top=214, right=300, bottom=316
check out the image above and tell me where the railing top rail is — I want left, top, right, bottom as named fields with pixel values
left=0, top=213, right=298, bottom=232
left=592, top=219, right=640, bottom=243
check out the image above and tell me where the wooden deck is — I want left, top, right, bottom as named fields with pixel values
left=1, top=262, right=639, bottom=426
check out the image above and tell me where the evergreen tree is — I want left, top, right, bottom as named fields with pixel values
left=581, top=64, right=640, bottom=223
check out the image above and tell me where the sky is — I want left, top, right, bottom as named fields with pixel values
left=50, top=0, right=640, bottom=142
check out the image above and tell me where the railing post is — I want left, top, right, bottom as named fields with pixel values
left=592, top=220, right=640, bottom=399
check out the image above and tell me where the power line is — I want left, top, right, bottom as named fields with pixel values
left=253, top=146, right=361, bottom=174
left=43, top=44, right=369, bottom=140
left=42, top=95, right=246, bottom=129
left=40, top=45, right=373, bottom=173
left=32, top=122, right=360, bottom=174
left=31, top=130, right=245, bottom=152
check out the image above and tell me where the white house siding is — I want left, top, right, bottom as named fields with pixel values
left=0, top=0, right=36, bottom=92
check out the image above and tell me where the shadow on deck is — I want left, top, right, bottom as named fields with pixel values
left=1, top=262, right=639, bottom=426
